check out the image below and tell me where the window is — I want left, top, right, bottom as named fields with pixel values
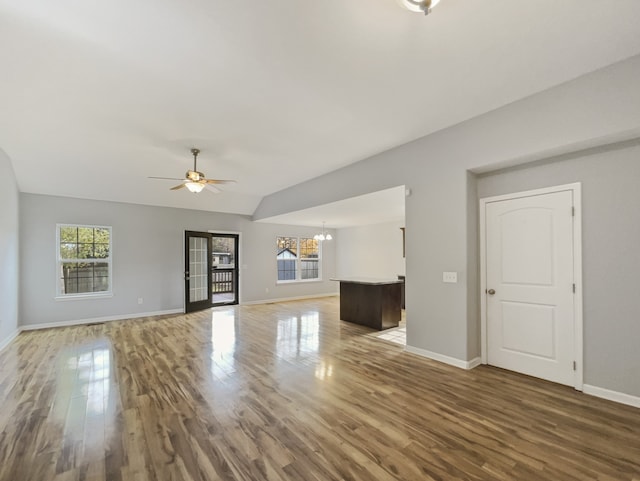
left=57, top=224, right=112, bottom=297
left=276, top=236, right=320, bottom=282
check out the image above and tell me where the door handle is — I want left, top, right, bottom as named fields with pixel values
left=185, top=271, right=190, bottom=281
left=487, top=289, right=496, bottom=295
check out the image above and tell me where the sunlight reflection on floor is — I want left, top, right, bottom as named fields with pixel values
left=210, top=309, right=237, bottom=380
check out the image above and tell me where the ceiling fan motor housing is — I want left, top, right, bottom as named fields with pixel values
left=186, top=170, right=205, bottom=182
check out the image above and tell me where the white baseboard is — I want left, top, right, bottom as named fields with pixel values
left=583, top=384, right=640, bottom=409
left=20, top=308, right=183, bottom=331
left=467, top=356, right=483, bottom=369
left=0, top=329, right=20, bottom=352
left=405, top=345, right=481, bottom=370
left=241, top=293, right=338, bottom=306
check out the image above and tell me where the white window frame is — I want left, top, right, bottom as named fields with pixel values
left=56, top=223, right=113, bottom=300
left=276, top=235, right=322, bottom=284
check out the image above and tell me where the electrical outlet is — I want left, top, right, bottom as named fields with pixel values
left=265, top=287, right=269, bottom=293
left=442, top=272, right=458, bottom=283
left=137, top=297, right=143, bottom=304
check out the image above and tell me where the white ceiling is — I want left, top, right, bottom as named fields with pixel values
left=2, top=0, right=640, bottom=219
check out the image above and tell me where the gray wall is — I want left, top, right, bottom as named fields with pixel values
left=0, top=150, right=19, bottom=348
left=19, top=194, right=337, bottom=327
left=477, top=141, right=640, bottom=397
left=253, top=54, right=640, bottom=395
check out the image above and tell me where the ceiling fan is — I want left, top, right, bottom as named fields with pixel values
left=149, top=148, right=236, bottom=193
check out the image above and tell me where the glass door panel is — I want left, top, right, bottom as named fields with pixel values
left=185, top=231, right=212, bottom=313
left=211, top=234, right=239, bottom=306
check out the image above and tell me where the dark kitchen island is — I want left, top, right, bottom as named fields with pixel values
left=331, top=277, right=403, bottom=330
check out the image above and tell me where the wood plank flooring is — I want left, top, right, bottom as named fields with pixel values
left=0, top=297, right=639, bottom=481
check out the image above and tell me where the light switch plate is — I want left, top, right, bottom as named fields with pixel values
left=443, top=272, right=458, bottom=283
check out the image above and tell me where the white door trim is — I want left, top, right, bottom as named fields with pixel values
left=479, top=183, right=583, bottom=390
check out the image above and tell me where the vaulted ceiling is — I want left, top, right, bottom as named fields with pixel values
left=2, top=0, right=640, bottom=219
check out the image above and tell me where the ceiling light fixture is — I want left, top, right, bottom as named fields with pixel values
left=185, top=181, right=205, bottom=193
left=313, top=222, right=333, bottom=242
left=400, top=0, right=441, bottom=15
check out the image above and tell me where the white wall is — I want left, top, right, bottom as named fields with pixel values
left=253, top=54, right=640, bottom=396
left=0, top=150, right=19, bottom=349
left=19, top=194, right=338, bottom=327
left=336, top=221, right=405, bottom=279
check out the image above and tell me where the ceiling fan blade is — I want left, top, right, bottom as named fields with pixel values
left=149, top=176, right=185, bottom=181
left=170, top=183, right=186, bottom=190
left=203, top=179, right=236, bottom=185
left=204, top=184, right=221, bottom=194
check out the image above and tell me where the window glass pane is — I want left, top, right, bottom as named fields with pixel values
left=94, top=228, right=110, bottom=244
left=78, top=227, right=94, bottom=243
left=60, top=226, right=78, bottom=243
left=277, top=237, right=297, bottom=281
left=277, top=236, right=297, bottom=256
left=277, top=259, right=297, bottom=281
left=61, top=263, right=78, bottom=294
left=299, top=238, right=318, bottom=259
left=93, top=262, right=109, bottom=292
left=78, top=243, right=95, bottom=259
left=76, top=262, right=95, bottom=292
left=65, top=278, right=79, bottom=294
left=60, top=243, right=78, bottom=259
left=94, top=243, right=110, bottom=259
left=60, top=226, right=78, bottom=259
left=300, top=238, right=319, bottom=280
left=301, top=259, right=319, bottom=279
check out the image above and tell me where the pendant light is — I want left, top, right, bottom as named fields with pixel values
left=313, top=222, right=332, bottom=241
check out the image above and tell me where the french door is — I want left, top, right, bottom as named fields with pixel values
left=185, top=231, right=212, bottom=313
left=184, top=231, right=239, bottom=313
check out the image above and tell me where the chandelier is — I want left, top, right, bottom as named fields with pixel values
left=313, top=222, right=333, bottom=242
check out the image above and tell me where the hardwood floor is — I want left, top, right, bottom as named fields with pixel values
left=0, top=297, right=638, bottom=481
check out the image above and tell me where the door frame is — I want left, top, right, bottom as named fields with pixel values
left=479, top=183, right=583, bottom=390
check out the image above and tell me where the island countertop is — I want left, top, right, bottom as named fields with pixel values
left=330, top=277, right=403, bottom=285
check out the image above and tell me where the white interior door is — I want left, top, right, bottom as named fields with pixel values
left=484, top=189, right=577, bottom=386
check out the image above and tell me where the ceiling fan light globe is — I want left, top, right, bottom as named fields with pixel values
left=399, top=0, right=440, bottom=14
left=185, top=181, right=205, bottom=193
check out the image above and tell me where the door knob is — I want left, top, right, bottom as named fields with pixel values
left=487, top=289, right=496, bottom=295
